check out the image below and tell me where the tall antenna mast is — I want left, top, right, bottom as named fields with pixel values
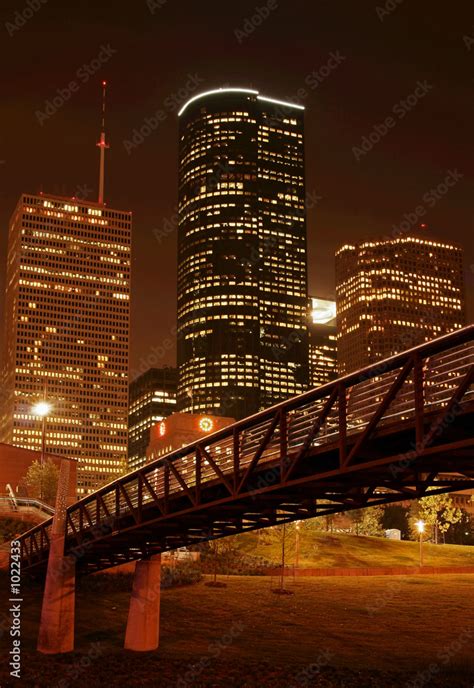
left=97, top=80, right=109, bottom=205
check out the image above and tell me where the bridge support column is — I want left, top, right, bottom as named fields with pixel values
left=37, top=535, right=76, bottom=654
left=37, top=458, right=75, bottom=654
left=124, top=554, right=161, bottom=652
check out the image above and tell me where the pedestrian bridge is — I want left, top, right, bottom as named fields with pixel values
left=18, top=325, right=474, bottom=577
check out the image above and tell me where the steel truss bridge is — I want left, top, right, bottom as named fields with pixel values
left=18, top=326, right=474, bottom=577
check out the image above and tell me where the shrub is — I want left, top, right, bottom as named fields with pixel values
left=200, top=542, right=277, bottom=576
left=0, top=518, right=36, bottom=544
left=80, top=562, right=202, bottom=592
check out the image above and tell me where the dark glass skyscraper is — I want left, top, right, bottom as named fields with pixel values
left=177, top=88, right=309, bottom=419
left=128, top=367, right=177, bottom=471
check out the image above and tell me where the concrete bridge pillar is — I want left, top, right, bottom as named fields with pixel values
left=37, top=459, right=76, bottom=654
left=124, top=554, right=161, bottom=651
left=37, top=536, right=76, bottom=654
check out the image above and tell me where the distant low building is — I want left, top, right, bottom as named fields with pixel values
left=309, top=297, right=337, bottom=388
left=128, top=368, right=177, bottom=471
left=147, top=412, right=235, bottom=463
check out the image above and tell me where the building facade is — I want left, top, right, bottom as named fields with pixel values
left=128, top=367, right=177, bottom=471
left=147, top=412, right=235, bottom=463
left=177, top=88, right=309, bottom=420
left=0, top=193, right=131, bottom=495
left=309, top=297, right=337, bottom=388
left=0, top=443, right=77, bottom=505
left=336, top=234, right=466, bottom=375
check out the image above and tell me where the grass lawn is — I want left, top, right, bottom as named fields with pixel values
left=0, top=572, right=473, bottom=687
left=235, top=530, right=474, bottom=569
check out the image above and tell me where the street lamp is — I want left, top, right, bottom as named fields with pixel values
left=416, top=520, right=425, bottom=568
left=32, top=400, right=52, bottom=467
left=295, top=521, right=301, bottom=570
left=32, top=399, right=51, bottom=503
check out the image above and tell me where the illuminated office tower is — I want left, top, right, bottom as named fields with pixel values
left=177, top=88, right=309, bottom=419
left=309, top=297, right=337, bottom=388
left=0, top=193, right=132, bottom=495
left=128, top=367, right=177, bottom=471
left=336, top=234, right=466, bottom=375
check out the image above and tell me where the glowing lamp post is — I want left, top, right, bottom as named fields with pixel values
left=295, top=521, right=301, bottom=570
left=32, top=401, right=52, bottom=467
left=32, top=400, right=51, bottom=503
left=416, top=520, right=425, bottom=568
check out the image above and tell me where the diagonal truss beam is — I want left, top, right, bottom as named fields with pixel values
left=199, top=446, right=234, bottom=496
left=237, top=412, right=280, bottom=493
left=283, top=386, right=339, bottom=481
left=343, top=357, right=414, bottom=468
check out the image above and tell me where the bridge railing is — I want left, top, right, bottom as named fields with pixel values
left=18, top=325, right=474, bottom=565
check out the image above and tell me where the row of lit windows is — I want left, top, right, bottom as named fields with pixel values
left=22, top=196, right=130, bottom=221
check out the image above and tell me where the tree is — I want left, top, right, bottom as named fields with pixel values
left=24, top=460, right=59, bottom=505
left=270, top=522, right=296, bottom=593
left=409, top=494, right=463, bottom=544
left=349, top=509, right=364, bottom=536
left=445, top=510, right=474, bottom=546
left=349, top=506, right=385, bottom=536
left=360, top=505, right=385, bottom=536
left=315, top=506, right=336, bottom=533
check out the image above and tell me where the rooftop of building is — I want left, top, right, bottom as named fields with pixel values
left=335, top=229, right=462, bottom=257
left=178, top=87, right=305, bottom=117
left=17, top=191, right=132, bottom=215
left=130, top=366, right=178, bottom=389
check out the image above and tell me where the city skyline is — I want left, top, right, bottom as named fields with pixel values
left=0, top=0, right=472, bottom=379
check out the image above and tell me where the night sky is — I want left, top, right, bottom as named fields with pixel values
left=0, top=0, right=472, bottom=378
